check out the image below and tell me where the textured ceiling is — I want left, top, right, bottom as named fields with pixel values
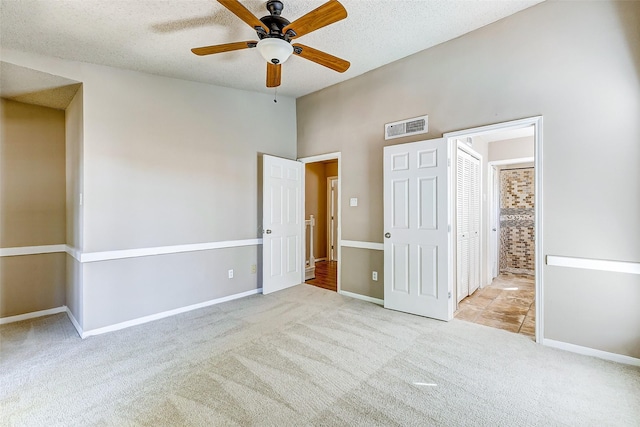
left=0, top=62, right=81, bottom=110
left=0, top=0, right=543, bottom=99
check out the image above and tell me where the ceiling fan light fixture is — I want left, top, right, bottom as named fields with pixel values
left=257, top=38, right=293, bottom=65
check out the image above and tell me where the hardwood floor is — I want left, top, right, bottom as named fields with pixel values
left=305, top=261, right=337, bottom=292
left=455, top=274, right=535, bottom=339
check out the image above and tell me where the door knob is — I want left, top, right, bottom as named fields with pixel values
left=385, top=232, right=391, bottom=238
left=265, top=229, right=272, bottom=234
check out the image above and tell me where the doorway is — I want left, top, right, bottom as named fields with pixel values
left=300, top=153, right=341, bottom=292
left=446, top=123, right=539, bottom=341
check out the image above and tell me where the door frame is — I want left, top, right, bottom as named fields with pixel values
left=327, top=176, right=338, bottom=262
left=444, top=116, right=543, bottom=344
left=487, top=157, right=534, bottom=284
left=298, top=152, right=342, bottom=292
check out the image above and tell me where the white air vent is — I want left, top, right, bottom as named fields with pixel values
left=384, top=115, right=428, bottom=140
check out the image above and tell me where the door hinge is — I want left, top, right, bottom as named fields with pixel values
left=448, top=158, right=451, bottom=167
left=448, top=291, right=452, bottom=299
left=448, top=225, right=451, bottom=232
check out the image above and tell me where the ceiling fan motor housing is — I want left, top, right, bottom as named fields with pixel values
left=258, top=0, right=296, bottom=40
left=266, top=0, right=284, bottom=16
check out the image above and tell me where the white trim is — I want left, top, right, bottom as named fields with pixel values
left=339, top=290, right=384, bottom=306
left=65, top=308, right=83, bottom=337
left=298, top=152, right=341, bottom=164
left=298, top=152, right=342, bottom=293
left=487, top=157, right=534, bottom=167
left=1, top=240, right=264, bottom=262
left=444, top=116, right=543, bottom=343
left=341, top=240, right=384, bottom=251
left=0, top=244, right=66, bottom=257
left=79, top=239, right=262, bottom=263
left=444, top=117, right=540, bottom=139
left=546, top=256, right=640, bottom=275
left=81, top=288, right=262, bottom=338
left=0, top=306, right=67, bottom=325
left=543, top=339, right=640, bottom=367
left=65, top=245, right=82, bottom=261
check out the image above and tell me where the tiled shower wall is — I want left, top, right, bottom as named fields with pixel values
left=499, top=168, right=535, bottom=275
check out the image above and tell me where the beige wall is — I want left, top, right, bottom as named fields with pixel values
left=305, top=162, right=327, bottom=259
left=297, top=1, right=640, bottom=358
left=305, top=160, right=338, bottom=260
left=341, top=247, right=383, bottom=300
left=0, top=253, right=66, bottom=317
left=0, top=99, right=67, bottom=317
left=0, top=98, right=65, bottom=247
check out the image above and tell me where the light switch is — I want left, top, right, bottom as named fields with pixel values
left=350, top=197, right=358, bottom=207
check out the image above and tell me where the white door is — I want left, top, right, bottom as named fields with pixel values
left=456, top=148, right=481, bottom=301
left=383, top=138, right=452, bottom=321
left=469, top=156, right=481, bottom=294
left=456, top=152, right=470, bottom=302
left=262, top=155, right=303, bottom=294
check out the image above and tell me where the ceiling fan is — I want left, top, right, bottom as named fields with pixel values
left=191, top=0, right=350, bottom=88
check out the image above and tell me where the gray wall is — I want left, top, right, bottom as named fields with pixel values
left=1, top=53, right=297, bottom=331
left=65, top=87, right=83, bottom=326
left=488, top=136, right=534, bottom=162
left=0, top=99, right=66, bottom=317
left=77, top=63, right=296, bottom=330
left=297, top=1, right=640, bottom=358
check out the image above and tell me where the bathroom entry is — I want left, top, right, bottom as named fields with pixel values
left=303, top=158, right=339, bottom=292
left=451, top=123, right=538, bottom=340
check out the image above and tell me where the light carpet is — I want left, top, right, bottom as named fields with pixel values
left=1, top=284, right=639, bottom=426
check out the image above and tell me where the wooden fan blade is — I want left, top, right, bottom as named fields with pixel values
left=292, top=44, right=350, bottom=73
left=266, top=62, right=281, bottom=88
left=283, top=0, right=347, bottom=39
left=191, top=41, right=257, bottom=56
left=218, top=0, right=268, bottom=33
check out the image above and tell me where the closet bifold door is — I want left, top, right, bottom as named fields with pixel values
left=456, top=149, right=481, bottom=302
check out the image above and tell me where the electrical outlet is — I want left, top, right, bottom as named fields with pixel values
left=372, top=271, right=378, bottom=281
left=251, top=264, right=257, bottom=274
left=228, top=269, right=234, bottom=279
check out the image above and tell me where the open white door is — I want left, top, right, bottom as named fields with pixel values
left=262, top=155, right=303, bottom=295
left=383, top=138, right=452, bottom=321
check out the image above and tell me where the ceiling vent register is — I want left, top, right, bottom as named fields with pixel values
left=384, top=115, right=429, bottom=140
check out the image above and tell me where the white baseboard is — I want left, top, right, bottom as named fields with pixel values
left=0, top=306, right=67, bottom=325
left=65, top=308, right=83, bottom=337
left=339, top=290, right=384, bottom=306
left=543, top=338, right=640, bottom=367
left=80, top=288, right=262, bottom=339
left=340, top=240, right=384, bottom=251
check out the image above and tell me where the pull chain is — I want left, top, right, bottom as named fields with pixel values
left=274, top=87, right=278, bottom=103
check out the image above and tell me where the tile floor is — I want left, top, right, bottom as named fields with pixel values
left=455, top=274, right=535, bottom=339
